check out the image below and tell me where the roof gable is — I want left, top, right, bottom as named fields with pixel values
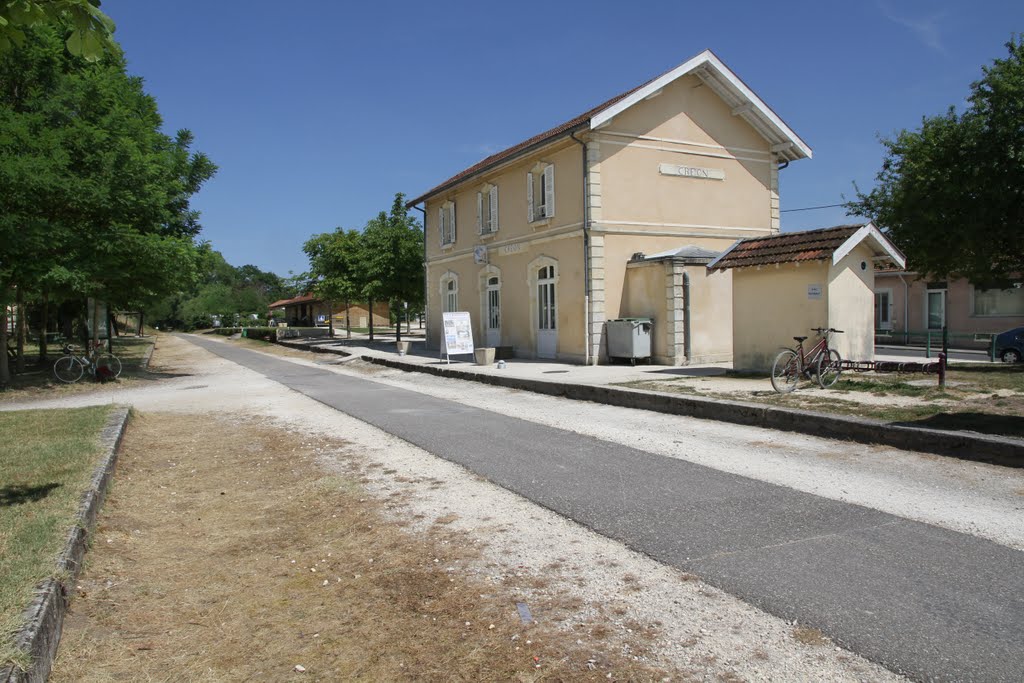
left=407, top=49, right=811, bottom=208
left=591, top=50, right=811, bottom=161
left=708, top=223, right=906, bottom=271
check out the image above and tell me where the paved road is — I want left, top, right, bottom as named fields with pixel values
left=184, top=334, right=1024, bottom=682
left=876, top=345, right=994, bottom=363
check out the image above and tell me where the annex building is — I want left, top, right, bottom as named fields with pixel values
left=407, top=50, right=812, bottom=364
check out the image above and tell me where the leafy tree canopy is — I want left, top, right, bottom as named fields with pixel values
left=847, top=38, right=1024, bottom=287
left=0, top=0, right=115, bottom=61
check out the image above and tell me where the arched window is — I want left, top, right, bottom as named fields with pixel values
left=440, top=273, right=459, bottom=312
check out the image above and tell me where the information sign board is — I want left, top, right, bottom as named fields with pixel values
left=441, top=311, right=475, bottom=362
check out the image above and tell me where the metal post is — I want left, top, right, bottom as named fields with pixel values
left=926, top=330, right=931, bottom=358
left=942, top=325, right=949, bottom=360
left=938, top=352, right=946, bottom=388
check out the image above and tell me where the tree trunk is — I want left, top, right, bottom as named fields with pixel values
left=15, top=287, right=26, bottom=374
left=368, top=297, right=374, bottom=342
left=0, top=290, right=10, bottom=387
left=138, top=311, right=145, bottom=336
left=105, top=307, right=113, bottom=352
left=395, top=300, right=402, bottom=344
left=328, top=302, right=335, bottom=338
left=38, top=290, right=49, bottom=363
left=91, top=298, right=100, bottom=354
left=345, top=297, right=351, bottom=339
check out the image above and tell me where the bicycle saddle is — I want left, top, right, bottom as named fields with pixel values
left=793, top=336, right=807, bottom=343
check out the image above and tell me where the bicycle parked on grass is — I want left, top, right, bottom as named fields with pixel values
left=770, top=327, right=844, bottom=393
left=52, top=342, right=122, bottom=383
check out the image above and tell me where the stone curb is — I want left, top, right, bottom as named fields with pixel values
left=1, top=406, right=131, bottom=683
left=140, top=339, right=156, bottom=370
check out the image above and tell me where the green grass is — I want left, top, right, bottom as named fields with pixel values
left=0, top=405, right=113, bottom=669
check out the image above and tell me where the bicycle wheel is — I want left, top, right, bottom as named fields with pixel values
left=95, top=353, right=122, bottom=379
left=53, top=356, right=84, bottom=383
left=816, top=349, right=842, bottom=388
left=770, top=349, right=800, bottom=393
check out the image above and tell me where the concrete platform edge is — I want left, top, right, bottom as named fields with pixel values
left=274, top=339, right=1023, bottom=467
left=1, top=406, right=131, bottom=683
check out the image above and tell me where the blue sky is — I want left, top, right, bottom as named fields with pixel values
left=103, top=0, right=1023, bottom=277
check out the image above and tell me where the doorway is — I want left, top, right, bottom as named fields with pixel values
left=536, top=265, right=557, bottom=358
left=485, top=275, right=501, bottom=347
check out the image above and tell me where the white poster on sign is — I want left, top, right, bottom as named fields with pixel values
left=441, top=311, right=475, bottom=361
left=807, top=284, right=823, bottom=300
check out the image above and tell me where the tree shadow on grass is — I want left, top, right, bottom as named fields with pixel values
left=893, top=412, right=1024, bottom=439
left=0, top=482, right=62, bottom=507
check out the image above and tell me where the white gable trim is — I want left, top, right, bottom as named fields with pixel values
left=832, top=222, right=906, bottom=268
left=706, top=239, right=742, bottom=271
left=589, top=50, right=812, bottom=161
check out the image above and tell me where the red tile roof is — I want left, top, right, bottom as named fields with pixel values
left=710, top=225, right=864, bottom=270
left=405, top=79, right=659, bottom=208
left=268, top=294, right=318, bottom=309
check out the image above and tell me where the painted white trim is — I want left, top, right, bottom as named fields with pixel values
left=706, top=240, right=741, bottom=270
left=596, top=130, right=772, bottom=157
left=589, top=50, right=812, bottom=160
left=832, top=222, right=906, bottom=268
left=597, top=220, right=771, bottom=233
left=427, top=227, right=585, bottom=266
left=596, top=137, right=771, bottom=164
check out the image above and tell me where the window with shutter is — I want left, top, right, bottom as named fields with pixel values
left=543, top=164, right=555, bottom=218
left=489, top=185, right=498, bottom=233
left=526, top=172, right=534, bottom=222
left=528, top=164, right=554, bottom=222
left=476, top=192, right=483, bottom=235
left=440, top=202, right=456, bottom=246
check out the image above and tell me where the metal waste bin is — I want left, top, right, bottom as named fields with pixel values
left=606, top=318, right=653, bottom=365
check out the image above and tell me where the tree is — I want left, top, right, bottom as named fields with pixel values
left=359, top=193, right=424, bottom=343
left=847, top=38, right=1024, bottom=287
left=304, top=228, right=363, bottom=339
left=0, top=22, right=215, bottom=384
left=0, top=0, right=116, bottom=61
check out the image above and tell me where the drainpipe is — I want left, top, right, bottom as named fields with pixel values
left=898, top=273, right=909, bottom=344
left=570, top=130, right=591, bottom=365
left=683, top=271, right=691, bottom=364
left=413, top=204, right=427, bottom=342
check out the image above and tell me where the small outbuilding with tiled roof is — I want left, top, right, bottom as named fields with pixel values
left=709, top=223, right=905, bottom=370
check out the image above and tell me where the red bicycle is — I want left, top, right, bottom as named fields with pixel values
left=770, top=327, right=843, bottom=393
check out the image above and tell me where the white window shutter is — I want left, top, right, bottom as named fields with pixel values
left=543, top=164, right=555, bottom=218
left=438, top=207, right=445, bottom=245
left=489, top=185, right=498, bottom=232
left=526, top=172, right=534, bottom=222
left=476, top=192, right=483, bottom=234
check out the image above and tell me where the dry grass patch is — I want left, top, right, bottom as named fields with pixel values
left=792, top=625, right=830, bottom=647
left=51, top=412, right=676, bottom=682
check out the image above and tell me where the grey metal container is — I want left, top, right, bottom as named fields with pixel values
left=606, top=318, right=653, bottom=364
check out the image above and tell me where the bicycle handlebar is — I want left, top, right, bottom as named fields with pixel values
left=811, top=327, right=844, bottom=334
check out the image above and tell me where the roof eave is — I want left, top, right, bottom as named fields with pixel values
left=406, top=123, right=588, bottom=208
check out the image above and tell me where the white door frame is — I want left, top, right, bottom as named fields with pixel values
left=925, top=287, right=946, bottom=330
left=529, top=256, right=558, bottom=359
left=479, top=265, right=501, bottom=348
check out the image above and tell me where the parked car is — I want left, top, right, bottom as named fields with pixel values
left=995, top=326, right=1024, bottom=363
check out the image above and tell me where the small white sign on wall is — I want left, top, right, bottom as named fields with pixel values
left=807, top=284, right=823, bottom=300
left=658, top=163, right=726, bottom=181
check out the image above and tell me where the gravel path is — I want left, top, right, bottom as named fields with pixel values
left=10, top=333, right=1022, bottom=680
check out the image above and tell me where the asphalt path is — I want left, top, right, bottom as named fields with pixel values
left=183, top=334, right=1024, bottom=682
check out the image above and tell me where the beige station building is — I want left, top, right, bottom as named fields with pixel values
left=407, top=50, right=814, bottom=365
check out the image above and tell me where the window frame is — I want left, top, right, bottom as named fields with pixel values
left=971, top=283, right=1024, bottom=318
